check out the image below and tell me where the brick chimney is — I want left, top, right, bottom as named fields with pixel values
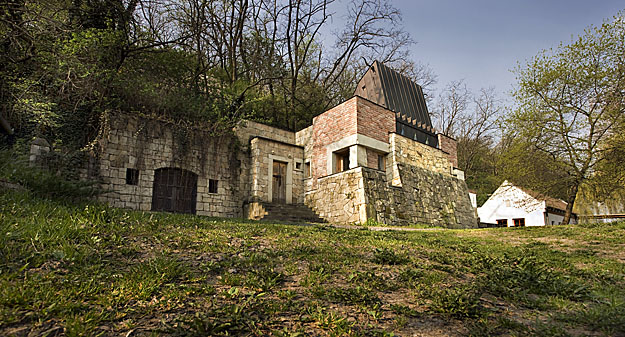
left=437, top=134, right=458, bottom=168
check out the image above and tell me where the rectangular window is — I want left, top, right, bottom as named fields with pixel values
left=496, top=219, right=508, bottom=227
left=304, top=162, right=311, bottom=178
left=125, top=168, right=139, bottom=185
left=208, top=179, right=218, bottom=193
left=295, top=162, right=302, bottom=170
left=513, top=218, right=526, bottom=227
left=377, top=154, right=386, bottom=171
left=334, top=149, right=350, bottom=173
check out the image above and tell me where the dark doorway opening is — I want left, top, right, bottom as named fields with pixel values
left=152, top=168, right=198, bottom=214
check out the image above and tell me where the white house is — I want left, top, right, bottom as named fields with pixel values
left=477, top=181, right=576, bottom=227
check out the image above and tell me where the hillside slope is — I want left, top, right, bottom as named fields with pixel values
left=1, top=189, right=624, bottom=336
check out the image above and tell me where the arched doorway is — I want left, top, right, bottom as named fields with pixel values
left=152, top=168, right=198, bottom=214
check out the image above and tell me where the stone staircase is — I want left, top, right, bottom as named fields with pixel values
left=259, top=203, right=326, bottom=223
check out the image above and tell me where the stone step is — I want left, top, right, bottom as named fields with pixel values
left=259, top=203, right=326, bottom=223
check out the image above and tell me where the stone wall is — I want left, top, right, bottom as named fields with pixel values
left=303, top=165, right=476, bottom=227
left=249, top=137, right=304, bottom=204
left=362, top=166, right=477, bottom=228
left=235, top=120, right=295, bottom=145
left=98, top=113, right=242, bottom=217
left=390, top=133, right=452, bottom=176
left=235, top=120, right=300, bottom=206
left=305, top=168, right=367, bottom=224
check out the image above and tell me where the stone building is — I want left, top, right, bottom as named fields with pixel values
left=96, top=62, right=477, bottom=228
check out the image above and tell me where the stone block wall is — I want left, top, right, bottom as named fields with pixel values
left=437, top=134, right=458, bottom=168
left=305, top=168, right=367, bottom=224
left=305, top=165, right=476, bottom=227
left=362, top=166, right=477, bottom=228
left=234, top=120, right=300, bottom=206
left=249, top=137, right=304, bottom=204
left=390, top=133, right=452, bottom=176
left=235, top=120, right=295, bottom=145
left=98, top=113, right=242, bottom=217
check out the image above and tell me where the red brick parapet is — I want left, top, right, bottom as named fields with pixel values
left=437, top=134, right=458, bottom=168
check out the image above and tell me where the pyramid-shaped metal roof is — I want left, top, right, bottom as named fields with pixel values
left=354, top=61, right=437, bottom=146
left=354, top=61, right=433, bottom=130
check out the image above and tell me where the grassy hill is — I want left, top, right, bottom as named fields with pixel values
left=1, top=189, right=624, bottom=336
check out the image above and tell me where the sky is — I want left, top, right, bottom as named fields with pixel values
left=392, top=0, right=624, bottom=101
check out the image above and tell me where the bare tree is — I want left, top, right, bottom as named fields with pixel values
left=432, top=80, right=471, bottom=136
left=457, top=87, right=502, bottom=174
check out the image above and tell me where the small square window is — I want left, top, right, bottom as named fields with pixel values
left=295, top=162, right=302, bottom=170
left=126, top=168, right=139, bottom=185
left=334, top=149, right=350, bottom=173
left=208, top=179, right=218, bottom=194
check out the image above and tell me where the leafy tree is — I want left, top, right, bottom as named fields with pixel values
left=508, top=11, right=625, bottom=224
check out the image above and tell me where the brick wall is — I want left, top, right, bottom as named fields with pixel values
left=310, top=97, right=358, bottom=179
left=308, top=97, right=395, bottom=183
left=366, top=149, right=387, bottom=170
left=437, top=134, right=458, bottom=168
left=355, top=98, right=395, bottom=143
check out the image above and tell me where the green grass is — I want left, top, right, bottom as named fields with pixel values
left=1, top=189, right=625, bottom=336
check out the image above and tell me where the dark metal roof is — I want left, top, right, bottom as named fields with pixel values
left=354, top=61, right=437, bottom=146
left=354, top=61, right=433, bottom=130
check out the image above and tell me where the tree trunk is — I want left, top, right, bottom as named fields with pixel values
left=562, top=184, right=579, bottom=225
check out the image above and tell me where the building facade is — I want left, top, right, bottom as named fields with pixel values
left=95, top=63, right=478, bottom=228
left=477, top=181, right=576, bottom=227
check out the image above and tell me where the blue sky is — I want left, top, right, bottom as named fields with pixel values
left=393, top=0, right=624, bottom=100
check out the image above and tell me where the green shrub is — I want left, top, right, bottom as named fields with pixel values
left=0, top=150, right=100, bottom=200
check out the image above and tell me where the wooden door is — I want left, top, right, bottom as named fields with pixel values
left=152, top=168, right=198, bottom=214
left=272, top=161, right=287, bottom=203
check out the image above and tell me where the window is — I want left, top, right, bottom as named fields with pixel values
left=513, top=218, right=526, bottom=227
left=304, top=162, right=311, bottom=178
left=208, top=179, right=218, bottom=194
left=377, top=154, right=386, bottom=171
left=496, top=219, right=508, bottom=227
left=125, top=168, right=139, bottom=185
left=295, top=162, right=302, bottom=170
left=334, top=149, right=350, bottom=173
